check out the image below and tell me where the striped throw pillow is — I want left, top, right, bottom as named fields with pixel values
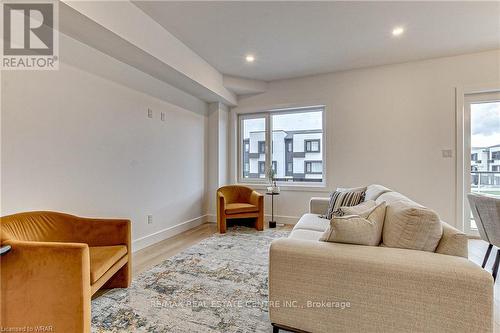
left=323, top=190, right=366, bottom=219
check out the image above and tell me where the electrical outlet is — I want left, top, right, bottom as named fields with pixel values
left=147, top=215, right=153, bottom=224
left=161, top=112, right=166, bottom=121
left=147, top=108, right=153, bottom=118
left=442, top=149, right=453, bottom=158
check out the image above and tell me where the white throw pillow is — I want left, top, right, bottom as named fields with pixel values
left=382, top=200, right=443, bottom=252
left=338, top=200, right=376, bottom=216
left=320, top=202, right=387, bottom=246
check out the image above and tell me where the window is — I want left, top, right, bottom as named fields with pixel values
left=239, top=106, right=324, bottom=184
left=240, top=116, right=266, bottom=180
left=471, top=153, right=478, bottom=161
left=305, top=161, right=322, bottom=174
left=493, top=165, right=500, bottom=172
left=493, top=151, right=500, bottom=160
left=305, top=139, right=320, bottom=152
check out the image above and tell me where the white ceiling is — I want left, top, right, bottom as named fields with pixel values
left=134, top=1, right=500, bottom=82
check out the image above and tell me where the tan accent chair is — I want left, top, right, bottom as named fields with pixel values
left=0, top=211, right=131, bottom=333
left=217, top=185, right=264, bottom=233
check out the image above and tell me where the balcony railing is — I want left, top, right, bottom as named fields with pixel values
left=471, top=171, right=500, bottom=197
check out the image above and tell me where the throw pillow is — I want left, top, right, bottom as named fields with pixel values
left=337, top=200, right=376, bottom=216
left=382, top=200, right=443, bottom=252
left=323, top=190, right=365, bottom=219
left=320, top=202, right=387, bottom=246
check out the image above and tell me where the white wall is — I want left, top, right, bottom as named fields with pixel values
left=206, top=102, right=230, bottom=218
left=231, top=50, right=500, bottom=227
left=1, top=34, right=208, bottom=251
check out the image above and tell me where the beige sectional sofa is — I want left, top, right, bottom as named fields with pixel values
left=269, top=185, right=493, bottom=333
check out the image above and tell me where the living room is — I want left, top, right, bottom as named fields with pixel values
left=1, top=1, right=499, bottom=332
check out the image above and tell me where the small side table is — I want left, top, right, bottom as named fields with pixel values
left=266, top=192, right=280, bottom=228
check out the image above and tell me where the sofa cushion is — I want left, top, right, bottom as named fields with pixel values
left=435, top=222, right=468, bottom=258
left=375, top=191, right=414, bottom=205
left=324, top=190, right=365, bottom=219
left=89, top=245, right=127, bottom=284
left=365, top=184, right=392, bottom=201
left=320, top=202, right=387, bottom=246
left=338, top=200, right=376, bottom=216
left=289, top=228, right=324, bottom=241
left=225, top=203, right=258, bottom=214
left=294, top=213, right=330, bottom=232
left=382, top=200, right=443, bottom=252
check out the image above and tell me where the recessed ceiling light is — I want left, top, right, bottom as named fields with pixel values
left=392, top=26, right=405, bottom=37
left=245, top=55, right=255, bottom=63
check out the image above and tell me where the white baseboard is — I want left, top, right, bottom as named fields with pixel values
left=205, top=213, right=299, bottom=225
left=132, top=215, right=208, bottom=253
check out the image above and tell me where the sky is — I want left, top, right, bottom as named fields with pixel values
left=243, top=111, right=323, bottom=138
left=471, top=101, right=500, bottom=147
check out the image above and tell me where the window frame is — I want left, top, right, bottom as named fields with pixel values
left=237, top=106, right=326, bottom=186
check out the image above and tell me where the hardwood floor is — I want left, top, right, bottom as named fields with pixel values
left=132, top=224, right=499, bottom=331
left=132, top=223, right=218, bottom=276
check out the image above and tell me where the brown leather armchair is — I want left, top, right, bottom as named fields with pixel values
left=0, top=211, right=131, bottom=333
left=217, top=185, right=264, bottom=233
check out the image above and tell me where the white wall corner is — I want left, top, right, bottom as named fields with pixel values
left=207, top=102, right=231, bottom=215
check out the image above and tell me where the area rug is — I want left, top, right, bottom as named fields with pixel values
left=91, top=227, right=290, bottom=333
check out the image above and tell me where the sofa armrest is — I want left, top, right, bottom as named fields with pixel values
left=1, top=240, right=91, bottom=332
left=269, top=238, right=493, bottom=333
left=309, top=197, right=329, bottom=215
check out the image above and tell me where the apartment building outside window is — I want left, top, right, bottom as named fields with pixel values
left=305, top=139, right=320, bottom=152
left=239, top=106, right=325, bottom=184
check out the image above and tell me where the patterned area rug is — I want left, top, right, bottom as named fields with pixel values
left=91, top=227, right=290, bottom=333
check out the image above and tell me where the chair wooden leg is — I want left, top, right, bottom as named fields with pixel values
left=492, top=249, right=500, bottom=281
left=483, top=244, right=493, bottom=268
left=272, top=324, right=279, bottom=333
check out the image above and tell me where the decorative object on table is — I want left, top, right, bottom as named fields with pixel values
left=266, top=191, right=280, bottom=228
left=0, top=245, right=11, bottom=256
left=0, top=211, right=132, bottom=332
left=468, top=193, right=500, bottom=280
left=266, top=167, right=280, bottom=194
left=217, top=185, right=264, bottom=233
